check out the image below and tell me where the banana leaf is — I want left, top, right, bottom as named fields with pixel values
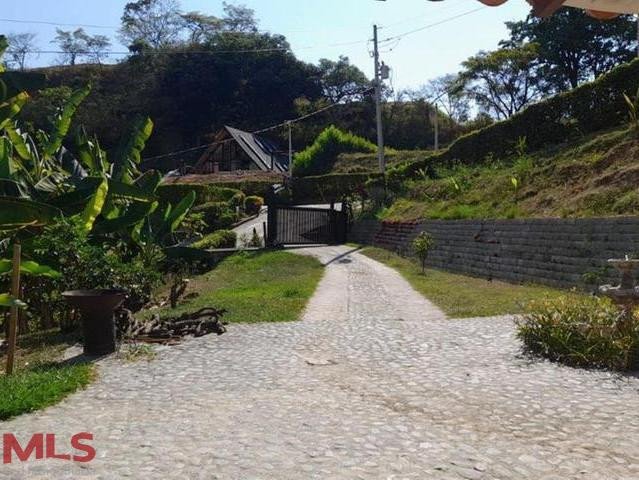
left=108, top=180, right=158, bottom=202
left=0, top=71, right=46, bottom=99
left=0, top=259, right=61, bottom=278
left=4, top=124, right=30, bottom=161
left=0, top=196, right=61, bottom=229
left=0, top=293, right=25, bottom=309
left=79, top=177, right=108, bottom=233
left=164, top=190, right=196, bottom=234
left=0, top=92, right=28, bottom=130
left=93, top=201, right=158, bottom=235
left=43, top=85, right=91, bottom=158
left=112, top=116, right=153, bottom=183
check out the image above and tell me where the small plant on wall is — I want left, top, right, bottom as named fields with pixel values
left=412, top=232, right=435, bottom=275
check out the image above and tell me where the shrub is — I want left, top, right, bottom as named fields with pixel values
left=293, top=126, right=378, bottom=176
left=517, top=295, right=639, bottom=370
left=157, top=184, right=241, bottom=206
left=412, top=232, right=434, bottom=274
left=192, top=230, right=237, bottom=250
left=192, top=202, right=238, bottom=230
left=230, top=191, right=246, bottom=209
left=244, top=196, right=264, bottom=216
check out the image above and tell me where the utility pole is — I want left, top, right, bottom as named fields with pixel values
left=433, top=104, right=439, bottom=151
left=373, top=25, right=385, bottom=174
left=287, top=121, right=293, bottom=175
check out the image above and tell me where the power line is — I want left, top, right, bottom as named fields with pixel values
left=141, top=91, right=372, bottom=164
left=0, top=17, right=118, bottom=30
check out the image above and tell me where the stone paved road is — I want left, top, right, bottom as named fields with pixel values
left=3, top=246, right=639, bottom=479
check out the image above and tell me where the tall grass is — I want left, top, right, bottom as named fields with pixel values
left=293, top=126, right=377, bottom=176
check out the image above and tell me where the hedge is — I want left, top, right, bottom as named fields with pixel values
left=191, top=230, right=237, bottom=250
left=293, top=125, right=378, bottom=177
left=292, top=172, right=382, bottom=204
left=388, top=57, right=639, bottom=183
left=191, top=202, right=238, bottom=230
left=157, top=183, right=241, bottom=206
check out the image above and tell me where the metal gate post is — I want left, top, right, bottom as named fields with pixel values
left=266, top=204, right=276, bottom=247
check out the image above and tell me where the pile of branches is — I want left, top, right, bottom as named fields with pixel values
left=116, top=307, right=228, bottom=344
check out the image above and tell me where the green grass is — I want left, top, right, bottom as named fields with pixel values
left=381, top=127, right=639, bottom=221
left=149, top=250, right=324, bottom=323
left=0, top=363, right=94, bottom=420
left=361, top=247, right=578, bottom=318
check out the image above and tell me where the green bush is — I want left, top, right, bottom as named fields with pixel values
left=293, top=125, right=378, bottom=176
left=244, top=196, right=264, bottom=216
left=192, top=201, right=238, bottom=230
left=192, top=230, right=237, bottom=250
left=388, top=58, right=639, bottom=184
left=230, top=191, right=246, bottom=209
left=292, top=172, right=381, bottom=204
left=517, top=295, right=639, bottom=370
left=157, top=184, right=241, bottom=206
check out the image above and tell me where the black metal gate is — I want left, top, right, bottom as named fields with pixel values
left=266, top=204, right=347, bottom=246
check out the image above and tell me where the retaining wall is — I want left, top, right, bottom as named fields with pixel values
left=349, top=217, right=639, bottom=288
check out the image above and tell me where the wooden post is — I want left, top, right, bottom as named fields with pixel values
left=5, top=241, right=21, bottom=376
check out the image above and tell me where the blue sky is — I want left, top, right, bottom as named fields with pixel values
left=3, top=0, right=531, bottom=89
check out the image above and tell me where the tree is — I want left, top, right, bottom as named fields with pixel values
left=221, top=2, right=258, bottom=33
left=6, top=33, right=37, bottom=70
left=459, top=44, right=544, bottom=120
left=412, top=232, right=434, bottom=275
left=411, top=74, right=469, bottom=123
left=503, top=9, right=638, bottom=91
left=120, top=0, right=184, bottom=49
left=181, top=12, right=222, bottom=44
left=317, top=56, right=369, bottom=103
left=51, top=29, right=86, bottom=66
left=51, top=29, right=111, bottom=65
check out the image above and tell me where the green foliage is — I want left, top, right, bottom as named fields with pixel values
left=292, top=172, right=381, bottom=204
left=412, top=231, right=434, bottom=274
left=623, top=87, right=639, bottom=131
left=0, top=363, right=94, bottom=420
left=388, top=58, right=639, bottom=182
left=191, top=230, right=237, bottom=250
left=243, top=195, right=264, bottom=216
left=229, top=191, right=246, bottom=209
left=191, top=201, right=238, bottom=230
left=157, top=183, right=241, bottom=205
left=517, top=295, right=639, bottom=370
left=0, top=293, right=25, bottom=308
left=293, top=126, right=377, bottom=177
left=145, top=251, right=324, bottom=324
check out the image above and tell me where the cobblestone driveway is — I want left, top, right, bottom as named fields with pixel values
left=3, top=246, right=639, bottom=479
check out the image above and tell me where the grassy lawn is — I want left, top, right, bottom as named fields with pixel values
left=360, top=247, right=577, bottom=318
left=0, top=363, right=94, bottom=420
left=0, top=329, right=94, bottom=421
left=150, top=250, right=324, bottom=323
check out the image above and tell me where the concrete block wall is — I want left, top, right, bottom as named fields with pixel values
left=349, top=217, right=639, bottom=288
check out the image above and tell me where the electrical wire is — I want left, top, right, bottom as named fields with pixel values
left=140, top=88, right=374, bottom=164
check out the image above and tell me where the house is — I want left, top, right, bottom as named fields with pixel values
left=193, top=126, right=290, bottom=174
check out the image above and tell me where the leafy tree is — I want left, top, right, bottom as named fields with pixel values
left=417, top=74, right=469, bottom=123
left=503, top=9, right=638, bottom=90
left=459, top=44, right=544, bottom=120
left=180, top=11, right=222, bottom=43
left=317, top=55, right=369, bottom=103
left=51, top=28, right=111, bottom=65
left=412, top=232, right=434, bottom=275
left=120, top=0, right=184, bottom=49
left=220, top=2, right=258, bottom=33
left=6, top=33, right=37, bottom=71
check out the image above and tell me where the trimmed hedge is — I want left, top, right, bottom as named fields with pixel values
left=292, top=172, right=382, bottom=204
left=192, top=230, right=237, bottom=250
left=293, top=125, right=378, bottom=177
left=388, top=58, right=639, bottom=183
left=192, top=201, right=238, bottom=230
left=157, top=183, right=241, bottom=206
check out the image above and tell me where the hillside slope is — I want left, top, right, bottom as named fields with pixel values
left=382, top=127, right=639, bottom=221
